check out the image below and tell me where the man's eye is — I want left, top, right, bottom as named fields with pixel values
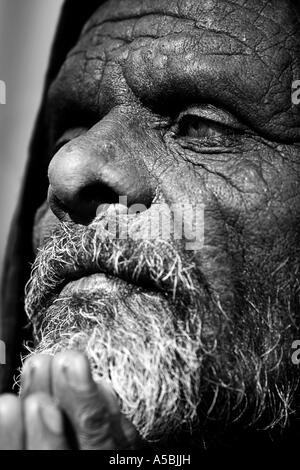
left=172, top=105, right=249, bottom=149
left=178, top=115, right=234, bottom=139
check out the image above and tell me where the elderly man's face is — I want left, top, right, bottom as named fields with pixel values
left=25, top=0, right=300, bottom=445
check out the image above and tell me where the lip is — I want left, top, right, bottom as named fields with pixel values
left=49, top=262, right=161, bottom=308
left=59, top=272, right=128, bottom=297
left=26, top=243, right=182, bottom=319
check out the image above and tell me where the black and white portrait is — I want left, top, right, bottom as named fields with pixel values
left=0, top=0, right=299, bottom=454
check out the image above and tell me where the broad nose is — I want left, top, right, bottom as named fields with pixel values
left=48, top=114, right=154, bottom=224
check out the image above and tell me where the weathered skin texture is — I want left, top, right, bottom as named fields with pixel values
left=46, top=0, right=300, bottom=263
left=1, top=0, right=300, bottom=451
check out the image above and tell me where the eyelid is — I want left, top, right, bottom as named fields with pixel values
left=177, top=104, right=248, bottom=131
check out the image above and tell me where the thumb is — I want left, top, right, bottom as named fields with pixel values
left=51, top=351, right=140, bottom=450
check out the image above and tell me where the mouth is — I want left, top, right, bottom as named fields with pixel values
left=27, top=259, right=165, bottom=318
left=25, top=234, right=196, bottom=322
left=58, top=271, right=140, bottom=298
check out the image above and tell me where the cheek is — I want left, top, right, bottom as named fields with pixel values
left=203, top=146, right=298, bottom=224
left=33, top=202, right=60, bottom=252
left=189, top=147, right=300, bottom=267
left=202, top=162, right=270, bottom=235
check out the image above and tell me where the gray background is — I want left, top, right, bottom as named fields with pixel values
left=0, top=0, right=63, bottom=281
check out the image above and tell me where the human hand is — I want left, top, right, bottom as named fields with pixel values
left=0, top=351, right=140, bottom=450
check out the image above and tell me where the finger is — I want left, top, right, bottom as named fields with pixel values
left=0, top=394, right=23, bottom=449
left=51, top=351, right=138, bottom=450
left=24, top=392, right=70, bottom=450
left=21, top=354, right=53, bottom=398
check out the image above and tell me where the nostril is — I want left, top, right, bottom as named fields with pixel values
left=79, top=183, right=119, bottom=208
left=48, top=181, right=121, bottom=226
left=69, top=183, right=120, bottom=225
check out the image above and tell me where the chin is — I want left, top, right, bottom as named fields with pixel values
left=25, top=275, right=299, bottom=447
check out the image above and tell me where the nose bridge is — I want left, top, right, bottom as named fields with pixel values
left=48, top=106, right=155, bottom=224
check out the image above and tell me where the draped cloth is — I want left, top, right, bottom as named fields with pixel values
left=0, top=0, right=103, bottom=392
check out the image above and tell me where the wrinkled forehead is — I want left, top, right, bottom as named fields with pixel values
left=48, top=0, right=300, bottom=142
left=72, top=0, right=300, bottom=106
left=81, top=0, right=299, bottom=44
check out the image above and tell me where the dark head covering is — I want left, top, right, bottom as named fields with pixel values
left=0, top=0, right=103, bottom=392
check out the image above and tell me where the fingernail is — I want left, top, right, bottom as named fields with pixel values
left=62, top=356, right=92, bottom=391
left=40, top=403, right=63, bottom=435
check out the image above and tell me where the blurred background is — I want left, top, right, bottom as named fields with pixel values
left=0, top=0, right=63, bottom=281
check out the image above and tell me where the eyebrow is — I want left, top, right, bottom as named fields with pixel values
left=48, top=22, right=300, bottom=145
left=122, top=36, right=267, bottom=114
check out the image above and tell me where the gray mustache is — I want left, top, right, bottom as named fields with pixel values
left=25, top=215, right=198, bottom=322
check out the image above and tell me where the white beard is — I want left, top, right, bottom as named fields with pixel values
left=24, top=215, right=300, bottom=444
left=25, top=281, right=203, bottom=442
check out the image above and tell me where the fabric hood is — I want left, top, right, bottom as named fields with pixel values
left=0, top=0, right=104, bottom=393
